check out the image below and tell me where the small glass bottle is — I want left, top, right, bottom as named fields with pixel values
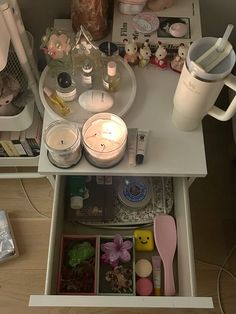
left=81, top=60, right=93, bottom=89
left=56, top=72, right=77, bottom=102
left=102, top=61, right=120, bottom=92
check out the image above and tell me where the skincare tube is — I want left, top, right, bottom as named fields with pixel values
left=136, top=129, right=150, bottom=164
left=127, top=128, right=138, bottom=166
left=152, top=256, right=161, bottom=296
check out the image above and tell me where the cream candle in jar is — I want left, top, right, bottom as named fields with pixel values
left=82, top=113, right=128, bottom=168
left=44, top=120, right=82, bottom=168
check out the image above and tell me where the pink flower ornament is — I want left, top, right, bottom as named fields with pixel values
left=44, top=33, right=71, bottom=60
left=101, top=234, right=133, bottom=266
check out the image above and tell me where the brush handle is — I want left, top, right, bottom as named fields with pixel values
left=163, top=260, right=175, bottom=296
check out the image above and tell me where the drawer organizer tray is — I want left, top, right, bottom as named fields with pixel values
left=29, top=176, right=213, bottom=309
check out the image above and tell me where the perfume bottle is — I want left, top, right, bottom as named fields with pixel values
left=56, top=72, right=77, bottom=102
left=102, top=61, right=120, bottom=92
left=81, top=60, right=93, bottom=89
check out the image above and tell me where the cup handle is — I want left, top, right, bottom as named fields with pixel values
left=208, top=73, right=236, bottom=121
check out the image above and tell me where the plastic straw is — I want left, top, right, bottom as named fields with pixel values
left=217, top=24, right=234, bottom=52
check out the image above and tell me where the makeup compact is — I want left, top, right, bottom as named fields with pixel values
left=117, top=177, right=152, bottom=210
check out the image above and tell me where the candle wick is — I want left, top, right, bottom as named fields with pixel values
left=61, top=140, right=64, bottom=144
left=100, top=143, right=105, bottom=151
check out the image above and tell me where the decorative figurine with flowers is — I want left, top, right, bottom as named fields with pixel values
left=40, top=28, right=74, bottom=76
left=99, top=234, right=135, bottom=295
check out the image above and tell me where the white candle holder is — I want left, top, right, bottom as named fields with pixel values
left=82, top=113, right=128, bottom=168
left=44, top=120, right=82, bottom=168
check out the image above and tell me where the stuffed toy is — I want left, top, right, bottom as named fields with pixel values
left=0, top=73, right=33, bottom=116
left=170, top=43, right=190, bottom=73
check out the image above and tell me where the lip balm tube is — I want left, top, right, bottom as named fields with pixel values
left=127, top=128, right=138, bottom=166
left=152, top=256, right=161, bottom=296
left=136, top=129, right=150, bottom=164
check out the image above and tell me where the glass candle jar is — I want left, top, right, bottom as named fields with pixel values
left=82, top=113, right=128, bottom=168
left=44, top=120, right=82, bottom=168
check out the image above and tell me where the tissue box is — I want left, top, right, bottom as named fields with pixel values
left=0, top=209, right=19, bottom=264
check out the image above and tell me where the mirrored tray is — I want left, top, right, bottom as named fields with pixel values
left=66, top=177, right=174, bottom=227
left=39, top=57, right=137, bottom=126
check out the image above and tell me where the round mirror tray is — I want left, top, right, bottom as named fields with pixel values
left=39, top=57, right=137, bottom=126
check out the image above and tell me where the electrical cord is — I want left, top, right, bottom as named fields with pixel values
left=19, top=178, right=51, bottom=219
left=217, top=245, right=236, bottom=314
left=196, top=245, right=236, bottom=314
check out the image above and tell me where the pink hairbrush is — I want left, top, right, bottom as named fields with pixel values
left=154, top=214, right=177, bottom=296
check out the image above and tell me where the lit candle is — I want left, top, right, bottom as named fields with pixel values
left=82, top=113, right=128, bottom=168
left=44, top=120, right=82, bottom=168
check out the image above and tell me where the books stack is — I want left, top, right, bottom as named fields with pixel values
left=0, top=109, right=42, bottom=157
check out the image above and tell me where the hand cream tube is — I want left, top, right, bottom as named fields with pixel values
left=152, top=256, right=161, bottom=296
left=136, top=129, right=150, bottom=164
left=127, top=128, right=138, bottom=166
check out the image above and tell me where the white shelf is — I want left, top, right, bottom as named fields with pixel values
left=0, top=100, right=34, bottom=131
left=39, top=66, right=207, bottom=177
left=0, top=155, right=39, bottom=167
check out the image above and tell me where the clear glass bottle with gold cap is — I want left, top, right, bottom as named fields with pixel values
left=102, top=61, right=120, bottom=92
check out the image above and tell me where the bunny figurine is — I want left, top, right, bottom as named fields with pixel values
left=123, top=37, right=139, bottom=66
left=138, top=40, right=152, bottom=68
left=170, top=43, right=190, bottom=73
left=150, top=42, right=168, bottom=69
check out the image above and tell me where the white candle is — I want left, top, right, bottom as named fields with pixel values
left=82, top=113, right=127, bottom=168
left=44, top=121, right=82, bottom=168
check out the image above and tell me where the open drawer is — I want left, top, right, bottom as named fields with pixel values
left=29, top=176, right=213, bottom=309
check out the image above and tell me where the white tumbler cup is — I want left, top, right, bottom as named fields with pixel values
left=172, top=37, right=236, bottom=131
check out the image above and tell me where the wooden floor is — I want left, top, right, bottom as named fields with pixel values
left=0, top=117, right=236, bottom=314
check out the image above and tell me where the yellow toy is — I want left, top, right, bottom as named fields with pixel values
left=134, top=229, right=154, bottom=251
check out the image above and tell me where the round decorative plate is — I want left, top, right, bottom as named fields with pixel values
left=132, top=12, right=159, bottom=34
left=39, top=56, right=137, bottom=126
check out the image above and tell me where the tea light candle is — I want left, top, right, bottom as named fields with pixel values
left=44, top=120, right=82, bottom=168
left=82, top=113, right=128, bottom=168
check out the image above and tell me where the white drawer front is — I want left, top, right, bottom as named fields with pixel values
left=29, top=176, right=213, bottom=309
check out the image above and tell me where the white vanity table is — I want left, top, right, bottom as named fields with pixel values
left=29, top=62, right=214, bottom=308
left=38, top=66, right=207, bottom=177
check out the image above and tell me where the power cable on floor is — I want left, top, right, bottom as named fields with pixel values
left=197, top=245, right=236, bottom=314
left=19, top=178, right=51, bottom=219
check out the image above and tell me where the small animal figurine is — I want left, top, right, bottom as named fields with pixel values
left=150, top=42, right=168, bottom=69
left=138, top=40, right=152, bottom=68
left=123, top=37, right=139, bottom=66
left=170, top=43, right=190, bottom=73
